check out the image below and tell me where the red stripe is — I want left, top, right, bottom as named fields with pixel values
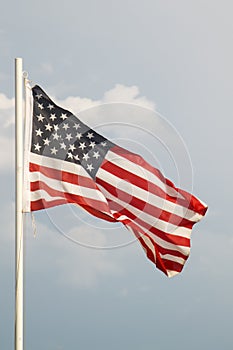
left=30, top=162, right=97, bottom=189
left=133, top=232, right=157, bottom=264
left=31, top=198, right=67, bottom=211
left=96, top=177, right=195, bottom=229
left=161, top=259, right=184, bottom=274
left=79, top=206, right=116, bottom=222
left=31, top=196, right=115, bottom=222
left=176, top=188, right=208, bottom=216
left=110, top=146, right=207, bottom=215
left=110, top=145, right=167, bottom=183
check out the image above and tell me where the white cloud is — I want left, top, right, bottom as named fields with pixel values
left=58, top=96, right=100, bottom=113
left=0, top=94, right=15, bottom=170
left=40, top=62, right=54, bottom=74
left=56, top=83, right=155, bottom=113
left=102, top=84, right=155, bottom=109
left=26, top=219, right=122, bottom=289
left=0, top=137, right=14, bottom=170
left=0, top=93, right=14, bottom=110
left=57, top=241, right=121, bottom=289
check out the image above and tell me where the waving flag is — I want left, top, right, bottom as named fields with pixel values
left=24, top=85, right=207, bottom=277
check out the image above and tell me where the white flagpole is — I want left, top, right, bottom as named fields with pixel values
left=15, top=57, right=24, bottom=350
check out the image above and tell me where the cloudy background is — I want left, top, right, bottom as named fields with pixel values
left=0, top=1, right=233, bottom=349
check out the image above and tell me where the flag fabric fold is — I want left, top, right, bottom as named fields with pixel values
left=24, top=84, right=207, bottom=277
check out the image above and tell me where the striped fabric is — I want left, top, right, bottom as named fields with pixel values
left=95, top=146, right=207, bottom=277
left=24, top=84, right=207, bottom=277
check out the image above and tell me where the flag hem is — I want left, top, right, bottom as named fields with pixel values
left=23, top=81, right=33, bottom=212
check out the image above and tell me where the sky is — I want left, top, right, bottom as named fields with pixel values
left=0, top=0, right=233, bottom=349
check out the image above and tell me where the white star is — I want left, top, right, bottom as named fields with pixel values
left=73, top=123, right=81, bottom=130
left=93, top=151, right=100, bottom=159
left=45, top=123, right=53, bottom=131
left=43, top=138, right=50, bottom=146
left=47, top=104, right=54, bottom=110
left=87, top=132, right=94, bottom=139
left=82, top=153, right=90, bottom=161
left=60, top=142, right=66, bottom=150
left=35, top=128, right=43, bottom=137
left=74, top=154, right=80, bottom=161
left=53, top=133, right=60, bottom=140
left=67, top=152, right=73, bottom=159
left=36, top=114, right=44, bottom=122
left=37, top=103, right=44, bottom=110
left=76, top=132, right=82, bottom=139
left=79, top=142, right=86, bottom=150
left=69, top=144, right=76, bottom=152
left=50, top=114, right=57, bottom=121
left=65, top=133, right=73, bottom=141
left=101, top=141, right=107, bottom=147
left=53, top=124, right=59, bottom=131
left=87, top=163, right=94, bottom=172
left=89, top=141, right=96, bottom=148
left=62, top=123, right=69, bottom=130
left=60, top=113, right=67, bottom=120
left=34, top=143, right=41, bottom=152
left=50, top=147, right=58, bottom=155
left=36, top=93, right=42, bottom=99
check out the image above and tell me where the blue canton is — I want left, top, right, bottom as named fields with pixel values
left=31, top=85, right=114, bottom=178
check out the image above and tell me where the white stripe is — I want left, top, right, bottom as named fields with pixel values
left=30, top=171, right=108, bottom=204
left=160, top=253, right=186, bottom=265
left=97, top=167, right=202, bottom=222
left=29, top=152, right=89, bottom=177
left=97, top=183, right=191, bottom=238
left=139, top=226, right=190, bottom=256
left=166, top=270, right=180, bottom=278
left=31, top=189, right=64, bottom=202
left=128, top=226, right=157, bottom=261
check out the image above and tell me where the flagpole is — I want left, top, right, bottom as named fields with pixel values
left=15, top=57, right=24, bottom=350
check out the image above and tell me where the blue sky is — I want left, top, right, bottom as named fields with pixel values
left=0, top=1, right=233, bottom=349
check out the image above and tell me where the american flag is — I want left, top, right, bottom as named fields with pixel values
left=24, top=85, right=207, bottom=277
